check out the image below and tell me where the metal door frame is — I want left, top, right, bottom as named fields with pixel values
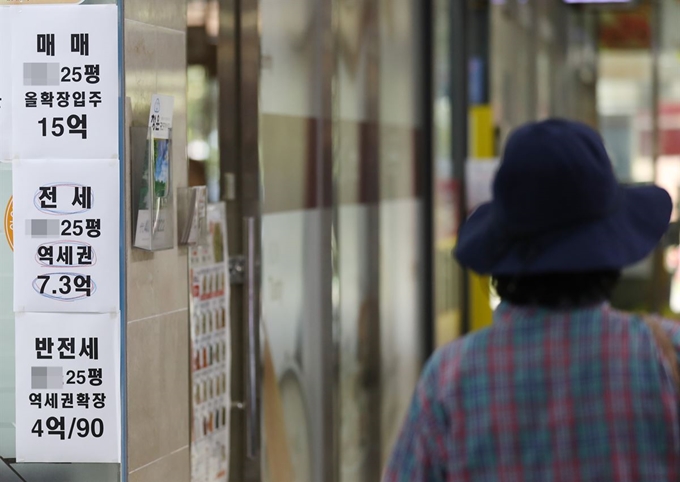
left=451, top=0, right=470, bottom=333
left=216, top=0, right=262, bottom=480
left=217, top=0, right=438, bottom=480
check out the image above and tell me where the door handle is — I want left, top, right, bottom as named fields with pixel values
left=244, top=216, right=260, bottom=459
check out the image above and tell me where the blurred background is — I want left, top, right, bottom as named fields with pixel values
left=178, top=0, right=680, bottom=480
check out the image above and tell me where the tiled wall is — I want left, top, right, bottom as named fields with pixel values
left=123, top=0, right=190, bottom=480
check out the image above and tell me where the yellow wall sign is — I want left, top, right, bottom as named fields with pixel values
left=4, top=196, right=12, bottom=251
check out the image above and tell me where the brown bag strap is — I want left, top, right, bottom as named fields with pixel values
left=643, top=316, right=680, bottom=391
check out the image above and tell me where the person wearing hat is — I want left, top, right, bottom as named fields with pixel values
left=383, top=119, right=680, bottom=481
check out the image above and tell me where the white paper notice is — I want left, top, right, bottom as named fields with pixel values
left=13, top=158, right=120, bottom=313
left=10, top=5, right=118, bottom=160
left=0, top=7, right=11, bottom=161
left=15, top=311, right=121, bottom=463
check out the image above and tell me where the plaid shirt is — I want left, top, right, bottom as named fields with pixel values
left=383, top=302, right=680, bottom=481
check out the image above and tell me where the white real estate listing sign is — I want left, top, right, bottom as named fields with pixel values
left=5, top=4, right=122, bottom=464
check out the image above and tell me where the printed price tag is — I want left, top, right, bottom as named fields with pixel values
left=13, top=158, right=119, bottom=313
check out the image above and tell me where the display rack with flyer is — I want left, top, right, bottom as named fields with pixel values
left=133, top=94, right=176, bottom=251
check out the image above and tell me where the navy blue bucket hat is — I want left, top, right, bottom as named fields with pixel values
left=455, top=119, right=673, bottom=276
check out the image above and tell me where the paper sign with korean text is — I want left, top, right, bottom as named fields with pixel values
left=10, top=4, right=118, bottom=160
left=190, top=203, right=230, bottom=482
left=0, top=7, right=11, bottom=160
left=15, top=311, right=121, bottom=463
left=13, top=158, right=119, bottom=313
